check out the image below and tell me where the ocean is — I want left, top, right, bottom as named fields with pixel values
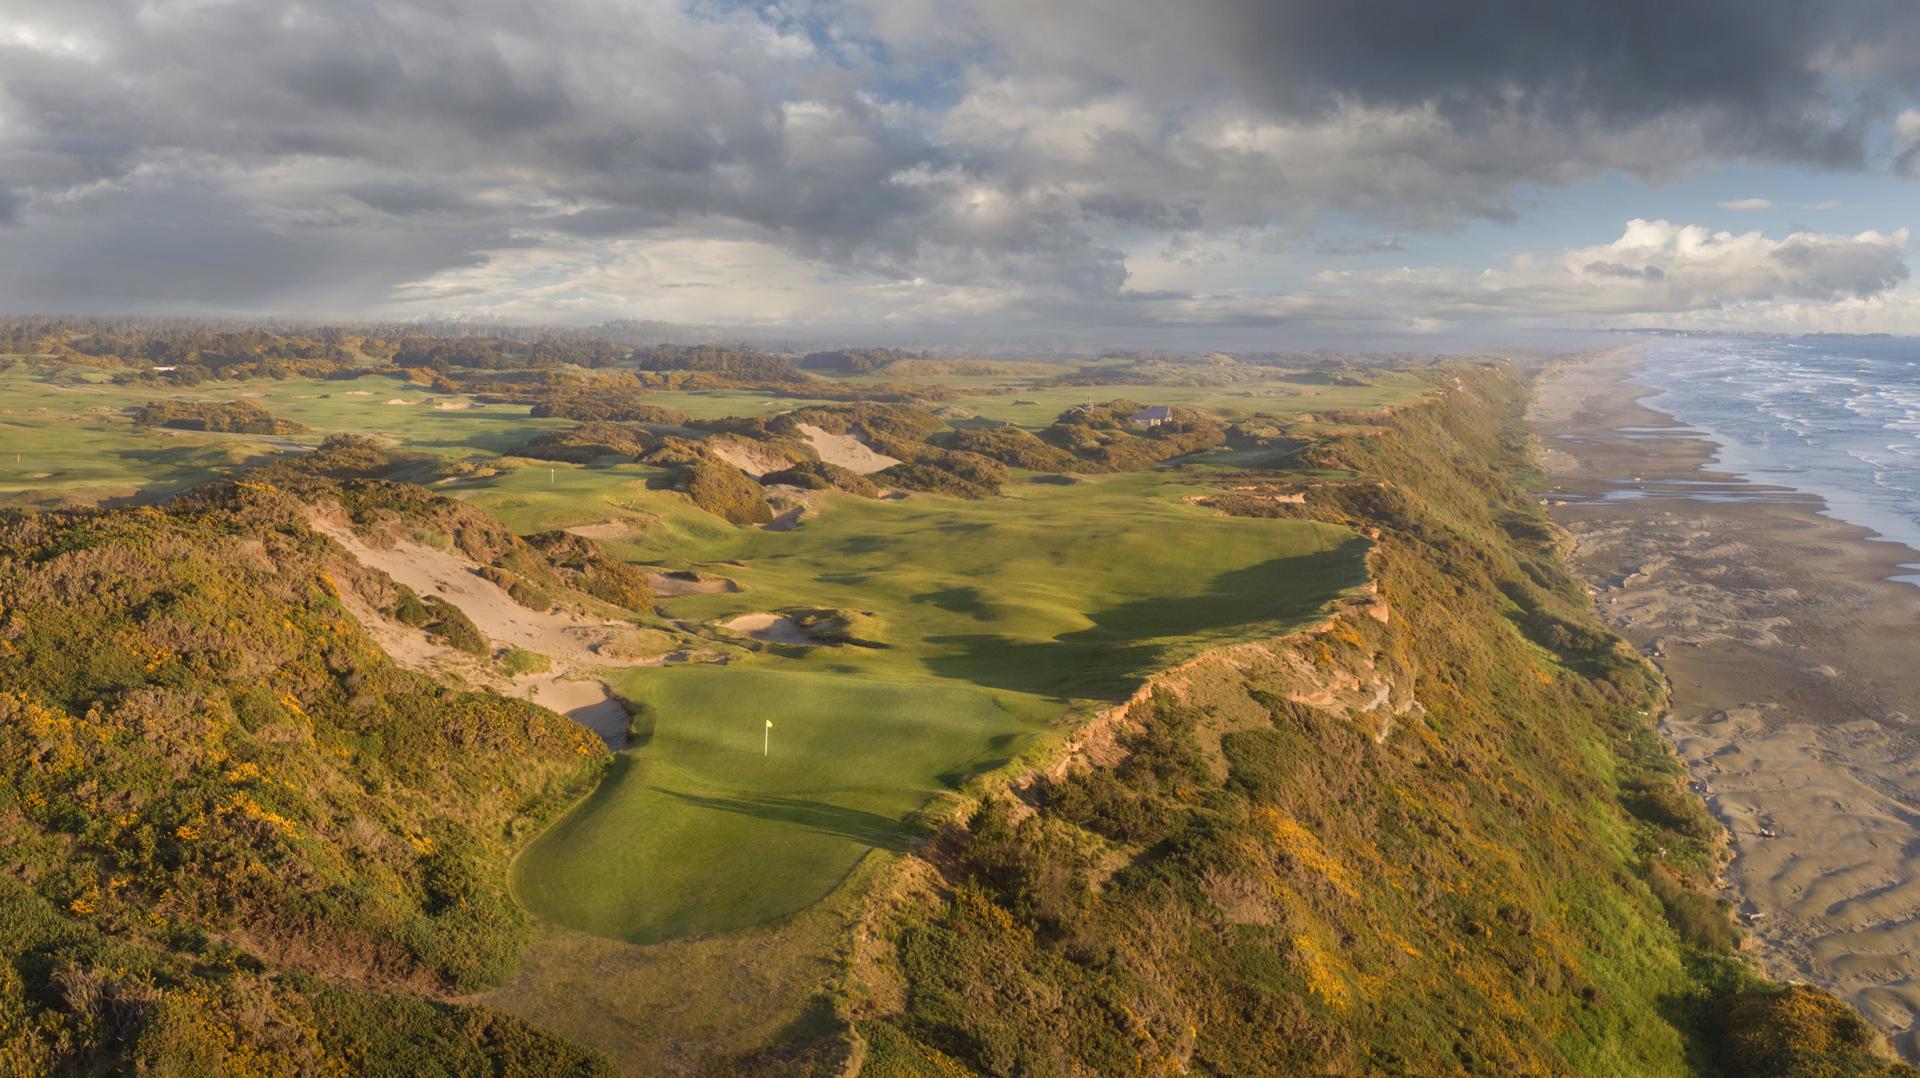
left=1633, top=336, right=1920, bottom=572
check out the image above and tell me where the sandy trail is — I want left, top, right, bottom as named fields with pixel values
left=1532, top=346, right=1920, bottom=1059
left=796, top=423, right=899, bottom=474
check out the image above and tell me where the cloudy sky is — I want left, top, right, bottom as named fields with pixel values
left=5, top=0, right=1920, bottom=341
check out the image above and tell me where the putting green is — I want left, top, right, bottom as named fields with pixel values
left=498, top=466, right=1370, bottom=943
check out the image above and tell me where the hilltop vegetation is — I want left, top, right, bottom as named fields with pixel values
left=0, top=481, right=613, bottom=1073
left=853, top=367, right=1913, bottom=1078
left=0, top=323, right=1904, bottom=1075
left=131, top=398, right=309, bottom=435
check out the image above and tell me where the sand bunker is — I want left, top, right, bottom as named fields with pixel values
left=796, top=423, right=899, bottom=474
left=565, top=519, right=645, bottom=541
left=644, top=568, right=738, bottom=596
left=433, top=397, right=474, bottom=411
left=344, top=390, right=373, bottom=396
left=719, top=612, right=816, bottom=646
left=384, top=398, right=415, bottom=406
left=523, top=676, right=632, bottom=744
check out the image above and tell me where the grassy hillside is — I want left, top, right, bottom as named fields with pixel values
left=0, top=481, right=614, bottom=1073
left=850, top=365, right=1915, bottom=1077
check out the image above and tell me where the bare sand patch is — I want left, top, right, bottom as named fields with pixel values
left=706, top=437, right=792, bottom=478
left=312, top=512, right=665, bottom=747
left=524, top=676, right=632, bottom=745
left=384, top=398, right=415, bottom=406
left=344, top=390, right=373, bottom=396
left=719, top=612, right=815, bottom=646
left=433, top=396, right=475, bottom=411
left=796, top=423, right=899, bottom=474
left=644, top=568, right=738, bottom=596
left=565, top=518, right=645, bottom=541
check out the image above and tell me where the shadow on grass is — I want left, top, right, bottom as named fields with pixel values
left=920, top=537, right=1371, bottom=699
left=656, top=788, right=914, bottom=851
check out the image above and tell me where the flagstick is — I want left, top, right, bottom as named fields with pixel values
left=764, top=721, right=770, bottom=756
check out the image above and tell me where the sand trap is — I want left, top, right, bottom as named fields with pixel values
left=433, top=397, right=474, bottom=411
left=523, top=676, right=630, bottom=746
left=345, top=390, right=372, bottom=396
left=565, top=519, right=645, bottom=541
left=719, top=612, right=815, bottom=645
left=796, top=423, right=899, bottom=474
left=384, top=398, right=415, bottom=406
left=645, top=569, right=738, bottom=596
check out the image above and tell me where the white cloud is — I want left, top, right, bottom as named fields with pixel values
left=1897, top=110, right=1920, bottom=178
left=1122, top=219, right=1915, bottom=332
left=1808, top=199, right=1840, bottom=209
left=1719, top=197, right=1776, bottom=210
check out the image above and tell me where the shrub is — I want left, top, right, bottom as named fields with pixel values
left=421, top=596, right=487, bottom=653
left=498, top=648, right=552, bottom=677
left=684, top=458, right=774, bottom=525
left=133, top=399, right=308, bottom=435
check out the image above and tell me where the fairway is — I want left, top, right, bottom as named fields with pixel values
left=498, top=465, right=1370, bottom=943
left=0, top=356, right=1386, bottom=944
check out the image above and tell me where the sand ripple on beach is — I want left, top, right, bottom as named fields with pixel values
left=1667, top=709, right=1920, bottom=1051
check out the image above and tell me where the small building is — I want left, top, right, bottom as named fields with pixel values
left=1129, top=405, right=1172, bottom=429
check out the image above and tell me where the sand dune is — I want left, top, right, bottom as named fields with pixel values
left=706, top=437, right=793, bottom=478
left=312, top=513, right=663, bottom=747
left=796, top=423, right=899, bottom=473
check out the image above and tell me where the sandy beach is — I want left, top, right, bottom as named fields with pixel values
left=1532, top=345, right=1920, bottom=1058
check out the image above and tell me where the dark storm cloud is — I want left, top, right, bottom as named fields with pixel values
left=1205, top=1, right=1884, bottom=162
left=0, top=0, right=1916, bottom=323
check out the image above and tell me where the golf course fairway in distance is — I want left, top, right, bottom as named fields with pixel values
left=506, top=468, right=1371, bottom=944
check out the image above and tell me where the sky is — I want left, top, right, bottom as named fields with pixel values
left=4, top=0, right=1920, bottom=344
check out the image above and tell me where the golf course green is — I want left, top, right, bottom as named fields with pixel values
left=492, top=464, right=1370, bottom=943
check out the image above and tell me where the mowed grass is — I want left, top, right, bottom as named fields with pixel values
left=0, top=364, right=575, bottom=504
left=486, top=464, right=1369, bottom=943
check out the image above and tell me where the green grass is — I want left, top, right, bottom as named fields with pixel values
left=489, top=463, right=1368, bottom=943
left=952, top=376, right=1425, bottom=430
left=1, top=357, right=1380, bottom=948
left=0, top=365, right=575, bottom=504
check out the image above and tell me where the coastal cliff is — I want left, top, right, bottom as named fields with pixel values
left=845, top=363, right=1913, bottom=1076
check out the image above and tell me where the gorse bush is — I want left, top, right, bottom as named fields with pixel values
left=857, top=364, right=1911, bottom=1078
left=133, top=398, right=309, bottom=435
left=0, top=481, right=610, bottom=1071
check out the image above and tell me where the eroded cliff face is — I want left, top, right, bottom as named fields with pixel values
left=841, top=364, right=1915, bottom=1078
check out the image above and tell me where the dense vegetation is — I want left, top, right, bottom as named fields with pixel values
left=131, top=399, right=309, bottom=435
left=0, top=482, right=614, bottom=1073
left=799, top=348, right=920, bottom=374
left=853, top=367, right=1913, bottom=1077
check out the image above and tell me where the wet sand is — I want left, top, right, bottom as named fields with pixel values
left=1531, top=345, right=1920, bottom=1058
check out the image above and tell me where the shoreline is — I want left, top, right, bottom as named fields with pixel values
left=1531, top=345, right=1920, bottom=1059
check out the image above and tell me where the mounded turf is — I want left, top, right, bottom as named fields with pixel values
left=492, top=464, right=1370, bottom=943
